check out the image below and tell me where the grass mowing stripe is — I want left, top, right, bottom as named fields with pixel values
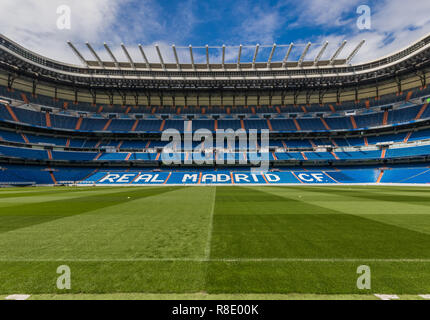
left=210, top=213, right=430, bottom=259
left=206, top=186, right=430, bottom=294
left=1, top=185, right=430, bottom=295
left=0, top=187, right=180, bottom=235
left=286, top=186, right=430, bottom=207
left=0, top=186, right=171, bottom=209
left=0, top=186, right=126, bottom=198
left=206, top=261, right=430, bottom=294
left=0, top=186, right=213, bottom=261
left=0, top=186, right=179, bottom=216
left=0, top=190, right=74, bottom=199
left=0, top=187, right=215, bottom=294
left=204, top=186, right=216, bottom=260
left=0, top=261, right=206, bottom=294
left=259, top=186, right=430, bottom=235
left=1, top=260, right=429, bottom=294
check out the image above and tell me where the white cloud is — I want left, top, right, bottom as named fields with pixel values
left=0, top=0, right=429, bottom=66
left=288, top=0, right=430, bottom=63
left=354, top=0, right=430, bottom=61
left=237, top=11, right=280, bottom=45
left=231, top=2, right=282, bottom=46
left=0, top=0, right=198, bottom=65
left=0, top=0, right=122, bottom=64
left=288, top=0, right=361, bottom=28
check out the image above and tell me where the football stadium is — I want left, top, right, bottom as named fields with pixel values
left=0, top=1, right=430, bottom=302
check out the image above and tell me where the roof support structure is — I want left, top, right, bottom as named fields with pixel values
left=62, top=39, right=374, bottom=73
left=189, top=45, right=195, bottom=70
left=222, top=45, right=226, bottom=69
left=396, top=76, right=402, bottom=94
left=155, top=45, right=165, bottom=69
left=74, top=87, right=78, bottom=104
left=121, top=44, right=135, bottom=69
left=7, top=73, right=15, bottom=90
left=267, top=44, right=277, bottom=68
left=90, top=88, right=97, bottom=106
left=345, top=40, right=365, bottom=65
left=206, top=45, right=210, bottom=69
left=237, top=44, right=243, bottom=68
left=282, top=43, right=294, bottom=68
left=298, top=42, right=311, bottom=67
left=32, top=79, right=37, bottom=97
left=138, top=44, right=151, bottom=69
left=252, top=44, right=260, bottom=69
left=117, top=90, right=127, bottom=105
left=172, top=45, right=180, bottom=70
left=67, top=41, right=88, bottom=67
left=133, top=91, right=139, bottom=105
left=305, top=91, right=312, bottom=105
left=330, top=40, right=347, bottom=65
left=314, top=41, right=328, bottom=65
left=104, top=43, right=119, bottom=69
left=86, top=42, right=103, bottom=68
left=318, top=89, right=326, bottom=105
left=417, top=70, right=427, bottom=88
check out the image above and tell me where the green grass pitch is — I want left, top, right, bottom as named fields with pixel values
left=0, top=185, right=429, bottom=299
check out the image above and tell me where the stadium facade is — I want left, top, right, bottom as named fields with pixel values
left=0, top=33, right=430, bottom=185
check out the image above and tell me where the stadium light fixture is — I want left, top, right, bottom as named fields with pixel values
left=86, top=42, right=104, bottom=68
left=314, top=41, right=329, bottom=66
left=252, top=44, right=260, bottom=69
left=67, top=41, right=88, bottom=67
left=155, top=44, right=165, bottom=69
left=330, top=40, right=347, bottom=65
left=121, top=43, right=135, bottom=69
left=138, top=44, right=151, bottom=69
left=104, top=43, right=120, bottom=69
left=282, top=43, right=294, bottom=68
left=298, top=42, right=311, bottom=67
left=345, top=40, right=366, bottom=65
left=267, top=44, right=277, bottom=68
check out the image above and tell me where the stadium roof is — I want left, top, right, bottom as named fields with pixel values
left=67, top=41, right=365, bottom=70
left=0, top=33, right=429, bottom=90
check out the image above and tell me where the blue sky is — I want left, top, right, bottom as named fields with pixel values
left=1, top=0, right=429, bottom=64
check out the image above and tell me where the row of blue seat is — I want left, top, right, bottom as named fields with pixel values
left=2, top=85, right=429, bottom=115
left=1, top=128, right=430, bottom=150
left=3, top=165, right=430, bottom=185
left=1, top=103, right=429, bottom=133
left=0, top=164, right=94, bottom=184
left=1, top=144, right=429, bottom=162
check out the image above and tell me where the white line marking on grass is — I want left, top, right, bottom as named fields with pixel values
left=204, top=186, right=217, bottom=260
left=1, top=258, right=430, bottom=262
left=419, top=294, right=430, bottom=299
left=374, top=294, right=399, bottom=300
left=206, top=258, right=430, bottom=263
left=5, top=294, right=30, bottom=300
